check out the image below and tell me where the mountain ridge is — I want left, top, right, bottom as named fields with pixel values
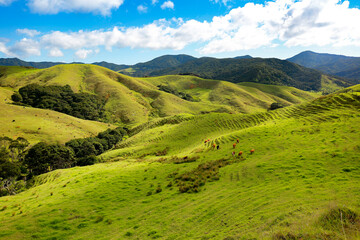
left=287, top=51, right=360, bottom=81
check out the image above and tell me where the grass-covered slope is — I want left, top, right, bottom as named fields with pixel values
left=0, top=65, right=320, bottom=125
left=1, top=87, right=359, bottom=239
left=0, top=87, right=113, bottom=144
left=142, top=75, right=319, bottom=114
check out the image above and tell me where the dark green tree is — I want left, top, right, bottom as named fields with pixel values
left=24, top=142, right=76, bottom=176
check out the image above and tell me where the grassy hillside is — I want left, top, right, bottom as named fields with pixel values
left=142, top=75, right=319, bottom=114
left=1, top=87, right=359, bottom=239
left=0, top=87, right=113, bottom=144
left=0, top=65, right=320, bottom=125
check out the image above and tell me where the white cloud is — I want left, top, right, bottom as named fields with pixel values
left=8, top=38, right=41, bottom=57
left=2, top=0, right=360, bottom=58
left=0, top=42, right=12, bottom=56
left=75, top=49, right=93, bottom=59
left=0, top=0, right=15, bottom=6
left=16, top=28, right=41, bottom=37
left=152, top=0, right=158, bottom=5
left=161, top=1, right=174, bottom=9
left=48, top=48, right=63, bottom=57
left=137, top=5, right=148, bottom=13
left=28, top=0, right=124, bottom=16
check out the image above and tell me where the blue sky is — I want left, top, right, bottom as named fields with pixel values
left=1, top=0, right=360, bottom=64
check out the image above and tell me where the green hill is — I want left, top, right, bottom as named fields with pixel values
left=0, top=58, right=66, bottom=69
left=119, top=54, right=196, bottom=77
left=0, top=85, right=359, bottom=239
left=92, top=61, right=129, bottom=72
left=0, top=87, right=114, bottom=144
left=0, top=65, right=319, bottom=125
left=288, top=51, right=360, bottom=82
left=148, top=57, right=350, bottom=92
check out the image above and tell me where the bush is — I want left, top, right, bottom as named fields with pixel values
left=11, top=92, right=22, bottom=102
left=24, top=142, right=76, bottom=175
left=14, top=84, right=106, bottom=121
left=269, top=102, right=284, bottom=110
left=318, top=207, right=358, bottom=230
left=157, top=84, right=195, bottom=102
left=66, top=127, right=127, bottom=159
left=76, top=155, right=97, bottom=166
left=172, top=158, right=230, bottom=193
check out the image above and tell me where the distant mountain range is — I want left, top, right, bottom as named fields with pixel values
left=1, top=51, right=358, bottom=91
left=148, top=57, right=353, bottom=91
left=0, top=58, right=67, bottom=69
left=287, top=51, right=360, bottom=81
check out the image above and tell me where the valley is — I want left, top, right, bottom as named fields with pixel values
left=0, top=56, right=359, bottom=240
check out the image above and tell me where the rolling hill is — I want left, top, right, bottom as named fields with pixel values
left=1, top=55, right=354, bottom=93
left=288, top=51, right=360, bottom=82
left=0, top=65, right=320, bottom=125
left=0, top=58, right=67, bottom=69
left=0, top=87, right=114, bottom=144
left=119, top=54, right=196, bottom=77
left=0, top=84, right=359, bottom=239
left=148, top=57, right=351, bottom=92
left=0, top=54, right=196, bottom=74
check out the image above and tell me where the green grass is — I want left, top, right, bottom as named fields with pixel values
left=0, top=87, right=114, bottom=144
left=142, top=75, right=320, bottom=114
left=1, top=65, right=320, bottom=125
left=0, top=89, right=359, bottom=239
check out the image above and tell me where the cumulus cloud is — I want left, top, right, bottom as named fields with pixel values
left=0, top=42, right=12, bottom=56
left=9, top=38, right=41, bottom=57
left=75, top=49, right=93, bottom=59
left=48, top=48, right=63, bottom=57
left=28, top=0, right=124, bottom=15
left=161, top=1, right=174, bottom=9
left=0, top=0, right=15, bottom=6
left=2, top=0, right=360, bottom=58
left=137, top=5, right=148, bottom=13
left=152, top=0, right=158, bottom=5
left=17, top=28, right=41, bottom=37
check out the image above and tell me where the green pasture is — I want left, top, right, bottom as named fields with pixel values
left=1, top=90, right=359, bottom=239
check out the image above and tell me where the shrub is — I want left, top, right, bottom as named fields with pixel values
left=24, top=142, right=76, bottom=176
left=269, top=102, right=284, bottom=110
left=157, top=84, right=195, bottom=102
left=11, top=92, right=22, bottom=102
left=76, top=155, right=97, bottom=166
left=172, top=158, right=230, bottom=193
left=318, top=207, right=358, bottom=230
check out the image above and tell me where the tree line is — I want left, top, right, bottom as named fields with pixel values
left=12, top=84, right=107, bottom=121
left=0, top=127, right=127, bottom=196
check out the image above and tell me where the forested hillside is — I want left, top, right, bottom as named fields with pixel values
left=288, top=51, right=360, bottom=82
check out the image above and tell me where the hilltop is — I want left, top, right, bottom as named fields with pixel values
left=0, top=84, right=359, bottom=239
left=1, top=53, right=355, bottom=94
left=288, top=51, right=360, bottom=82
left=119, top=54, right=196, bottom=77
left=0, top=65, right=319, bottom=125
left=0, top=54, right=196, bottom=74
left=148, top=57, right=350, bottom=92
